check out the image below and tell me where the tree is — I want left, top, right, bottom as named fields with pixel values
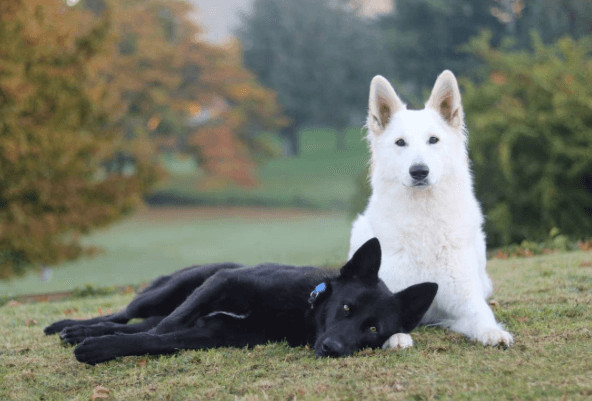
left=0, top=0, right=157, bottom=278
left=91, top=0, right=285, bottom=186
left=512, top=0, right=592, bottom=47
left=463, top=33, right=592, bottom=245
left=237, top=0, right=390, bottom=155
left=379, top=0, right=503, bottom=101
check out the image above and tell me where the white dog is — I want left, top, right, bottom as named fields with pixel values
left=349, top=70, right=513, bottom=348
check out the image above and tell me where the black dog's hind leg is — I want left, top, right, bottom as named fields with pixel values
left=151, top=269, right=249, bottom=335
left=74, top=327, right=236, bottom=365
left=60, top=316, right=165, bottom=345
left=44, top=263, right=242, bottom=335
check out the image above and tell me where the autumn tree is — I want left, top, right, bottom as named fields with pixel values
left=0, top=0, right=158, bottom=278
left=88, top=0, right=285, bottom=186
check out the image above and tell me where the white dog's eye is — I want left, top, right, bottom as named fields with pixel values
left=428, top=136, right=439, bottom=144
left=395, top=139, right=406, bottom=147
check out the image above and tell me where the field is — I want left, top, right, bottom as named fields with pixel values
left=1, top=250, right=590, bottom=400
left=150, top=127, right=369, bottom=210
left=0, top=207, right=353, bottom=297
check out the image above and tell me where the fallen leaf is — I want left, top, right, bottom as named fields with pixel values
left=6, top=300, right=22, bottom=307
left=136, top=359, right=147, bottom=368
left=25, top=319, right=38, bottom=326
left=578, top=240, right=591, bottom=251
left=489, top=300, right=499, bottom=308
left=63, top=308, right=79, bottom=315
left=517, top=317, right=530, bottom=323
left=21, top=369, right=34, bottom=379
left=90, top=385, right=110, bottom=400
left=579, top=260, right=591, bottom=268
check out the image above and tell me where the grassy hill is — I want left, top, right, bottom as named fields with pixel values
left=148, top=127, right=369, bottom=210
left=1, top=250, right=590, bottom=400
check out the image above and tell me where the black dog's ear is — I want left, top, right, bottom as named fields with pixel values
left=340, top=238, right=381, bottom=283
left=393, top=282, right=438, bottom=332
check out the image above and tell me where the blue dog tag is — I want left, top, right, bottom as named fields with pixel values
left=313, top=282, right=326, bottom=295
left=309, top=282, right=327, bottom=308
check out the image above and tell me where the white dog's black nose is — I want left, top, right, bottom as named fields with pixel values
left=409, top=164, right=429, bottom=180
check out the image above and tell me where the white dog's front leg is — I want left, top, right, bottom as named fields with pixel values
left=382, top=332, right=414, bottom=350
left=449, top=297, right=513, bottom=346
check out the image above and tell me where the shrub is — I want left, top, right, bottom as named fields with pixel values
left=463, top=33, right=592, bottom=246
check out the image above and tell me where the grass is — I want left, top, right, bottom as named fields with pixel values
left=149, top=127, right=369, bottom=210
left=1, top=250, right=590, bottom=400
left=0, top=207, right=353, bottom=297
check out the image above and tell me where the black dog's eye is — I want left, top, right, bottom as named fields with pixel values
left=369, top=326, right=377, bottom=333
left=395, top=139, right=406, bottom=147
left=343, top=304, right=350, bottom=315
left=428, top=136, right=439, bottom=144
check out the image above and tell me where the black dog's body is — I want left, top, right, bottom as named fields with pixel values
left=45, top=239, right=437, bottom=364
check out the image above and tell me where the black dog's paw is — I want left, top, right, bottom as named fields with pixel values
left=74, top=337, right=118, bottom=365
left=60, top=326, right=91, bottom=345
left=44, top=319, right=79, bottom=335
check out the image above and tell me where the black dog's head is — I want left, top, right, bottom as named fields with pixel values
left=309, top=238, right=438, bottom=357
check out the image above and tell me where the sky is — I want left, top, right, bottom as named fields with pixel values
left=190, top=0, right=253, bottom=43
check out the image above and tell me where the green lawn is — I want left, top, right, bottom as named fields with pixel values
left=150, top=127, right=369, bottom=210
left=1, top=251, right=590, bottom=400
left=0, top=207, right=353, bottom=297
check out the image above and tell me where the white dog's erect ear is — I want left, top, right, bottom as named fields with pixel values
left=426, top=70, right=464, bottom=129
left=368, top=75, right=405, bottom=134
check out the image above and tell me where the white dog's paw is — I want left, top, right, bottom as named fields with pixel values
left=477, top=328, right=514, bottom=346
left=382, top=333, right=414, bottom=350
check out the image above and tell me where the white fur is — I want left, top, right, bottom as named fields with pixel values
left=351, top=71, right=513, bottom=347
left=382, top=333, right=413, bottom=350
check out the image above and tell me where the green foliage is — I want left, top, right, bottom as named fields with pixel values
left=238, top=0, right=390, bottom=154
left=379, top=0, right=503, bottom=101
left=464, top=33, right=592, bottom=246
left=513, top=0, right=592, bottom=47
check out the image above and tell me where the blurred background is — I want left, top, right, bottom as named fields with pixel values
left=1, top=0, right=591, bottom=297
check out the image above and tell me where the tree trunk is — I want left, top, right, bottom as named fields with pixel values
left=281, top=125, right=300, bottom=157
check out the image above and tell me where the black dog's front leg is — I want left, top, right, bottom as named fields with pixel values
left=74, top=329, right=224, bottom=365
left=44, top=311, right=130, bottom=335
left=60, top=316, right=165, bottom=345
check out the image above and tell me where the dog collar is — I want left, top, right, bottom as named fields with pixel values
left=308, top=282, right=327, bottom=308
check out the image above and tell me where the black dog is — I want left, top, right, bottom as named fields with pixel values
left=44, top=238, right=437, bottom=364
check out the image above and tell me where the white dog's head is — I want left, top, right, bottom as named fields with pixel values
left=366, top=70, right=468, bottom=189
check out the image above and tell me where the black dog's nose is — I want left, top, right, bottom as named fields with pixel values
left=320, top=338, right=345, bottom=357
left=409, top=164, right=429, bottom=180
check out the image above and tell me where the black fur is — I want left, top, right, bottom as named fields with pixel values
left=44, top=238, right=438, bottom=364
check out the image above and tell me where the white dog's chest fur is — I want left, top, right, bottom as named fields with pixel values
left=352, top=181, right=490, bottom=323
